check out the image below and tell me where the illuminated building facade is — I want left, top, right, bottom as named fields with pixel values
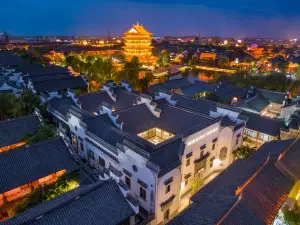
left=123, top=23, right=157, bottom=65
left=48, top=81, right=246, bottom=224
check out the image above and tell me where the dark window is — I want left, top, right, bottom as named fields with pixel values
left=80, top=142, right=84, bottom=151
left=165, top=184, right=171, bottom=194
left=88, top=150, right=95, bottom=160
left=132, top=165, right=138, bottom=172
left=185, top=179, right=189, bottom=186
left=140, top=187, right=147, bottom=200
left=186, top=158, right=190, bottom=167
left=125, top=176, right=131, bottom=188
left=210, top=156, right=215, bottom=168
left=236, top=138, right=239, bottom=145
left=164, top=209, right=170, bottom=221
left=212, top=143, right=216, bottom=151
left=98, top=156, right=105, bottom=167
left=200, top=151, right=204, bottom=158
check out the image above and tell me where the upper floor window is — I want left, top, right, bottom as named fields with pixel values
left=140, top=187, right=147, bottom=201
left=186, top=158, right=191, bottom=167
left=88, top=149, right=95, bottom=160
left=165, top=184, right=171, bottom=194
left=210, top=156, right=215, bottom=168
left=98, top=156, right=105, bottom=168
left=125, top=176, right=131, bottom=188
left=164, top=209, right=170, bottom=221
left=212, top=143, right=216, bottom=151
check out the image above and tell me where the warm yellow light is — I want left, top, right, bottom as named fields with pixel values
left=213, top=158, right=222, bottom=168
left=83, top=40, right=88, bottom=46
left=296, top=191, right=300, bottom=200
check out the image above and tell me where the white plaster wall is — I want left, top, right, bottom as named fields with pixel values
left=155, top=168, right=181, bottom=224
left=119, top=147, right=156, bottom=213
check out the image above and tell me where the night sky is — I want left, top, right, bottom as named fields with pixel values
left=2, top=0, right=300, bottom=38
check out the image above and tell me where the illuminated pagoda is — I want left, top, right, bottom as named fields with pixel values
left=123, top=22, right=157, bottom=65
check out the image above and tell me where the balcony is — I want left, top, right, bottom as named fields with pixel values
left=194, top=153, right=210, bottom=173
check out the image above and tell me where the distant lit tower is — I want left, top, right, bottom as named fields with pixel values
left=123, top=22, right=156, bottom=65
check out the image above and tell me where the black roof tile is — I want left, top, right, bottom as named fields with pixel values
left=0, top=115, right=41, bottom=148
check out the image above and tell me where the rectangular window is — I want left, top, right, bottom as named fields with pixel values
left=185, top=179, right=189, bottom=186
left=210, top=156, right=215, bottom=168
left=186, top=158, right=190, bottom=167
left=165, top=184, right=171, bottom=194
left=88, top=150, right=95, bottom=160
left=98, top=156, right=105, bottom=168
left=212, top=143, right=216, bottom=151
left=125, top=176, right=131, bottom=188
left=140, top=187, right=147, bottom=201
left=200, top=151, right=204, bottom=158
left=236, top=138, right=239, bottom=145
left=164, top=209, right=170, bottom=221
left=80, top=142, right=84, bottom=151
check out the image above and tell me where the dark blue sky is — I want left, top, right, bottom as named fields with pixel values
left=2, top=0, right=300, bottom=38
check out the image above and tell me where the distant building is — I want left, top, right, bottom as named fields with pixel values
left=123, top=23, right=157, bottom=65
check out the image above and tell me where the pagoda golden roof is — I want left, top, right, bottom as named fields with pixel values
left=124, top=23, right=152, bottom=35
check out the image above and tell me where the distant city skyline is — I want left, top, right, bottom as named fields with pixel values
left=1, top=0, right=300, bottom=38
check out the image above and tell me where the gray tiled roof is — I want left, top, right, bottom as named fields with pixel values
left=179, top=81, right=217, bottom=97
left=168, top=139, right=297, bottom=225
left=116, top=102, right=215, bottom=136
left=149, top=78, right=192, bottom=94
left=0, top=138, right=77, bottom=193
left=258, top=89, right=286, bottom=104
left=20, top=65, right=69, bottom=76
left=48, top=97, right=76, bottom=119
left=241, top=111, right=285, bottom=136
left=215, top=85, right=249, bottom=103
left=4, top=179, right=135, bottom=225
left=78, top=88, right=139, bottom=113
left=28, top=73, right=71, bottom=83
left=238, top=92, right=270, bottom=113
left=171, top=94, right=217, bottom=115
left=33, top=76, right=87, bottom=93
left=0, top=115, right=41, bottom=148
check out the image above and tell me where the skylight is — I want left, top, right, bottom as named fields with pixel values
left=137, top=128, right=174, bottom=145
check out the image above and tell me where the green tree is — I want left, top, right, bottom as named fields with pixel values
left=156, top=50, right=170, bottom=67
left=140, top=71, right=155, bottom=92
left=205, top=92, right=219, bottom=102
left=282, top=205, right=300, bottom=225
left=16, top=171, right=79, bottom=213
left=233, top=145, right=257, bottom=159
left=116, top=57, right=141, bottom=90
left=21, top=125, right=56, bottom=144
left=13, top=91, right=41, bottom=117
left=0, top=93, right=17, bottom=120
left=218, top=57, right=229, bottom=68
